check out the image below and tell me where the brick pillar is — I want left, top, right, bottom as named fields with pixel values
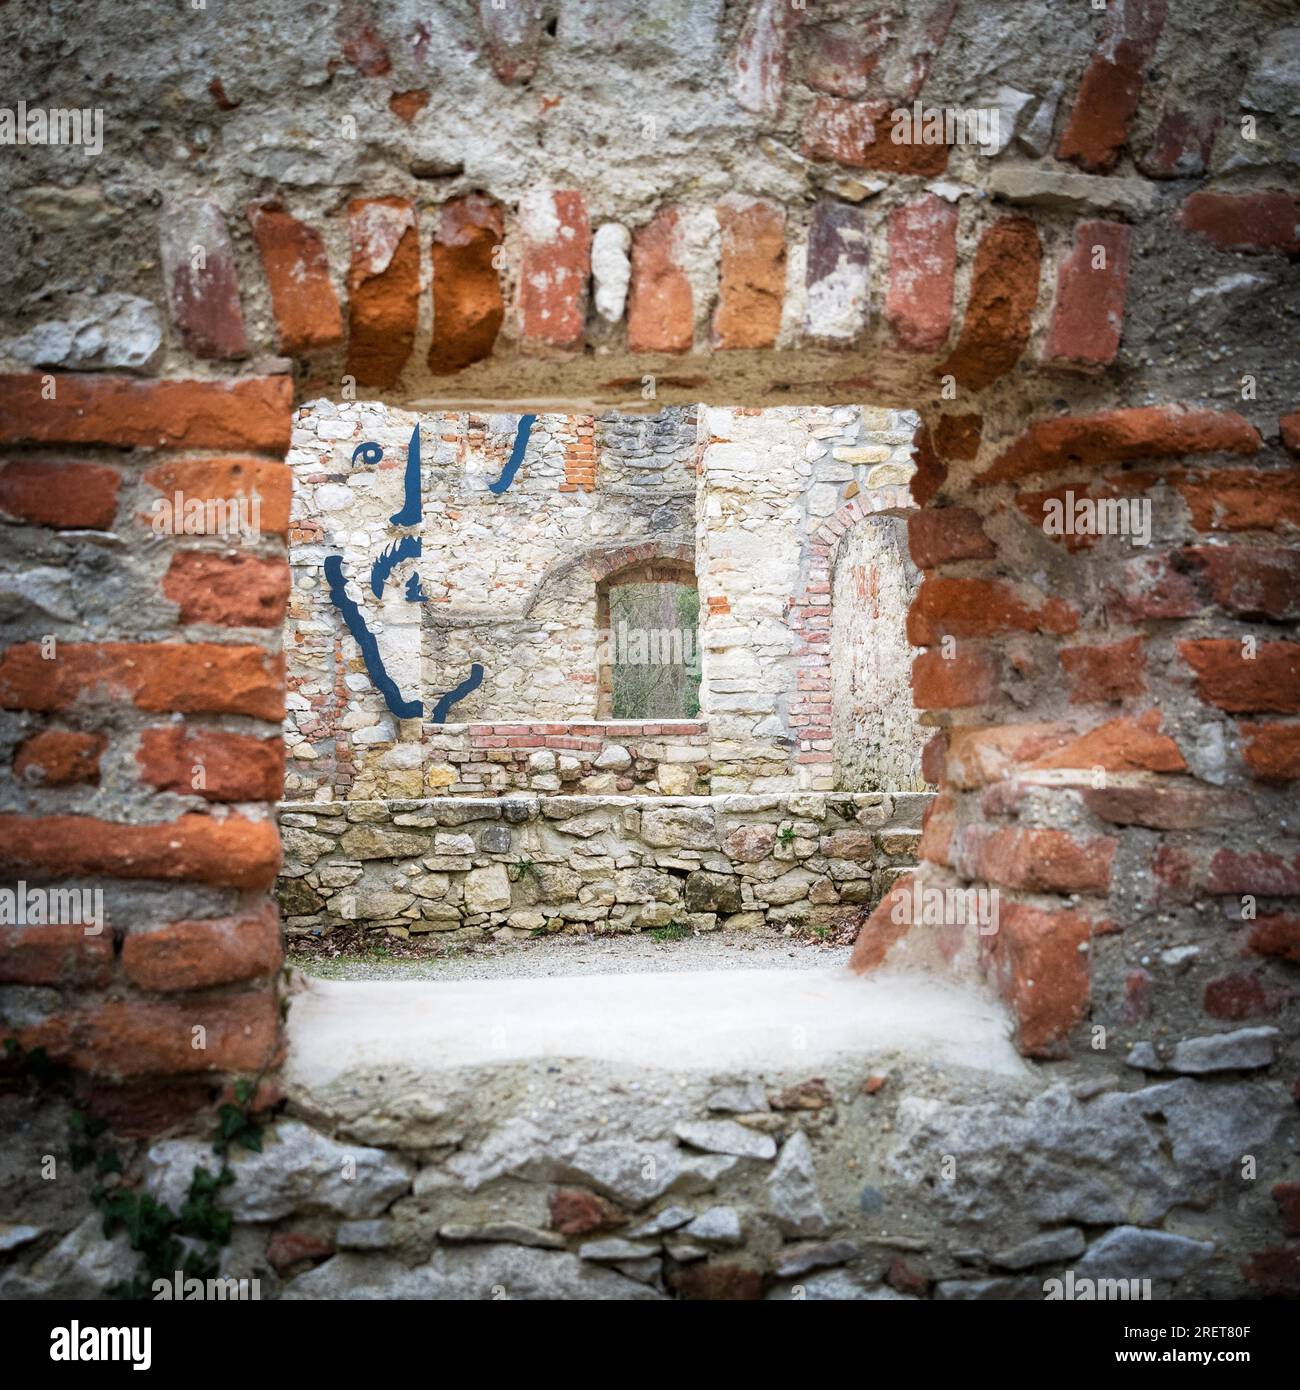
left=0, top=373, right=292, bottom=1125
left=852, top=396, right=1298, bottom=1067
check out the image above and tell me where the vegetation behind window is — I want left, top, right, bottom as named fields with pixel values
left=608, top=582, right=701, bottom=719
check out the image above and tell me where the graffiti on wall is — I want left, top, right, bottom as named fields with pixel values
left=325, top=417, right=532, bottom=722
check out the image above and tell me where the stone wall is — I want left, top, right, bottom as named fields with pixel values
left=279, top=791, right=931, bottom=939
left=287, top=398, right=924, bottom=797
left=832, top=514, right=926, bottom=791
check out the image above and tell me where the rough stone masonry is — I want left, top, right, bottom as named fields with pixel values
left=0, top=0, right=1298, bottom=1305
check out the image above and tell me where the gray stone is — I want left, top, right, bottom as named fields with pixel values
left=674, top=1120, right=776, bottom=1161
left=991, top=1227, right=1086, bottom=1270
left=706, top=1081, right=769, bottom=1114
left=439, top=1222, right=564, bottom=1250
left=682, top=1206, right=742, bottom=1246
left=936, top=1277, right=1043, bottom=1300
left=1077, top=1227, right=1215, bottom=1281
left=626, top=1206, right=693, bottom=1238
left=640, top=806, right=716, bottom=849
left=282, top=1245, right=663, bottom=1300
left=768, top=1131, right=830, bottom=1237
left=1167, top=1028, right=1278, bottom=1074
left=339, top=826, right=427, bottom=859
left=1241, top=27, right=1300, bottom=114
left=774, top=1239, right=860, bottom=1278
left=988, top=167, right=1156, bottom=216
left=3, top=293, right=163, bottom=370
left=578, top=1237, right=650, bottom=1261
left=463, top=863, right=512, bottom=914
left=336, top=1219, right=393, bottom=1250
left=147, top=1121, right=411, bottom=1221
left=0, top=1224, right=44, bottom=1255
left=684, top=870, right=741, bottom=913
left=480, top=824, right=513, bottom=853
left=0, top=1215, right=134, bottom=1300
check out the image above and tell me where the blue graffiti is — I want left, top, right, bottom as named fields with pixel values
left=486, top=413, right=537, bottom=495
left=370, top=534, right=422, bottom=599
left=323, top=555, right=422, bottom=719
left=431, top=663, right=484, bottom=724
left=389, top=421, right=423, bottom=527
left=325, top=418, right=487, bottom=721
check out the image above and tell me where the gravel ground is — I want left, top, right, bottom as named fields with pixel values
left=292, top=930, right=853, bottom=982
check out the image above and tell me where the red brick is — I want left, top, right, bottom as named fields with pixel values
left=933, top=414, right=983, bottom=461
left=1273, top=1184, right=1300, bottom=1237
left=886, top=195, right=958, bottom=353
left=1239, top=724, right=1300, bottom=783
left=1141, top=106, right=1219, bottom=179
left=1203, top=971, right=1290, bottom=1021
left=246, top=202, right=342, bottom=354
left=1171, top=467, right=1300, bottom=532
left=548, top=1188, right=627, bottom=1237
left=980, top=406, right=1262, bottom=486
left=804, top=200, right=869, bottom=345
left=0, top=375, right=292, bottom=452
left=158, top=199, right=248, bottom=359
left=1057, top=0, right=1168, bottom=172
left=338, top=10, right=390, bottom=75
left=985, top=902, right=1092, bottom=1057
left=1180, top=640, right=1300, bottom=714
left=919, top=794, right=955, bottom=867
left=347, top=197, right=419, bottom=388
left=1178, top=192, right=1300, bottom=255
left=912, top=647, right=1000, bottom=709
left=1043, top=221, right=1133, bottom=368
left=388, top=89, right=429, bottom=123
left=956, top=826, right=1115, bottom=894
left=628, top=208, right=694, bottom=354
left=908, top=422, right=945, bottom=508
left=886, top=1257, right=931, bottom=1298
left=907, top=507, right=995, bottom=569
left=14, top=729, right=106, bottom=786
left=668, top=1263, right=764, bottom=1301
left=921, top=732, right=947, bottom=786
left=122, top=903, right=282, bottom=991
left=907, top=577, right=1077, bottom=646
left=1106, top=552, right=1203, bottom=622
left=1241, top=1247, right=1300, bottom=1298
left=517, top=190, right=591, bottom=351
left=945, top=723, right=1073, bottom=789
left=731, top=0, right=804, bottom=117
left=429, top=195, right=505, bottom=375
left=162, top=551, right=290, bottom=628
left=0, top=812, right=280, bottom=890
left=1028, top=711, right=1187, bottom=774
left=1185, top=546, right=1300, bottom=622
left=1281, top=414, right=1300, bottom=457
left=141, top=457, right=292, bottom=539
left=17, top=989, right=279, bottom=1079
left=1082, top=782, right=1251, bottom=831
left=1059, top=637, right=1146, bottom=704
left=0, top=459, right=120, bottom=530
left=937, top=218, right=1042, bottom=391
left=0, top=923, right=113, bottom=987
left=0, top=643, right=284, bottom=720
left=477, top=0, right=541, bottom=84
left=137, top=727, right=284, bottom=802
left=801, top=96, right=950, bottom=175
left=1125, top=968, right=1154, bottom=1024
left=1206, top=850, right=1300, bottom=897
left=1248, top=915, right=1300, bottom=964
left=1021, top=476, right=1157, bottom=555
left=802, top=16, right=889, bottom=97
left=266, top=1233, right=334, bottom=1276
left=713, top=198, right=786, bottom=350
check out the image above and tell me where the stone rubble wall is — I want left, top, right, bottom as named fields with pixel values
left=278, top=791, right=932, bottom=939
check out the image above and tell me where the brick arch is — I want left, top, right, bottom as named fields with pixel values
left=586, top=542, right=695, bottom=584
